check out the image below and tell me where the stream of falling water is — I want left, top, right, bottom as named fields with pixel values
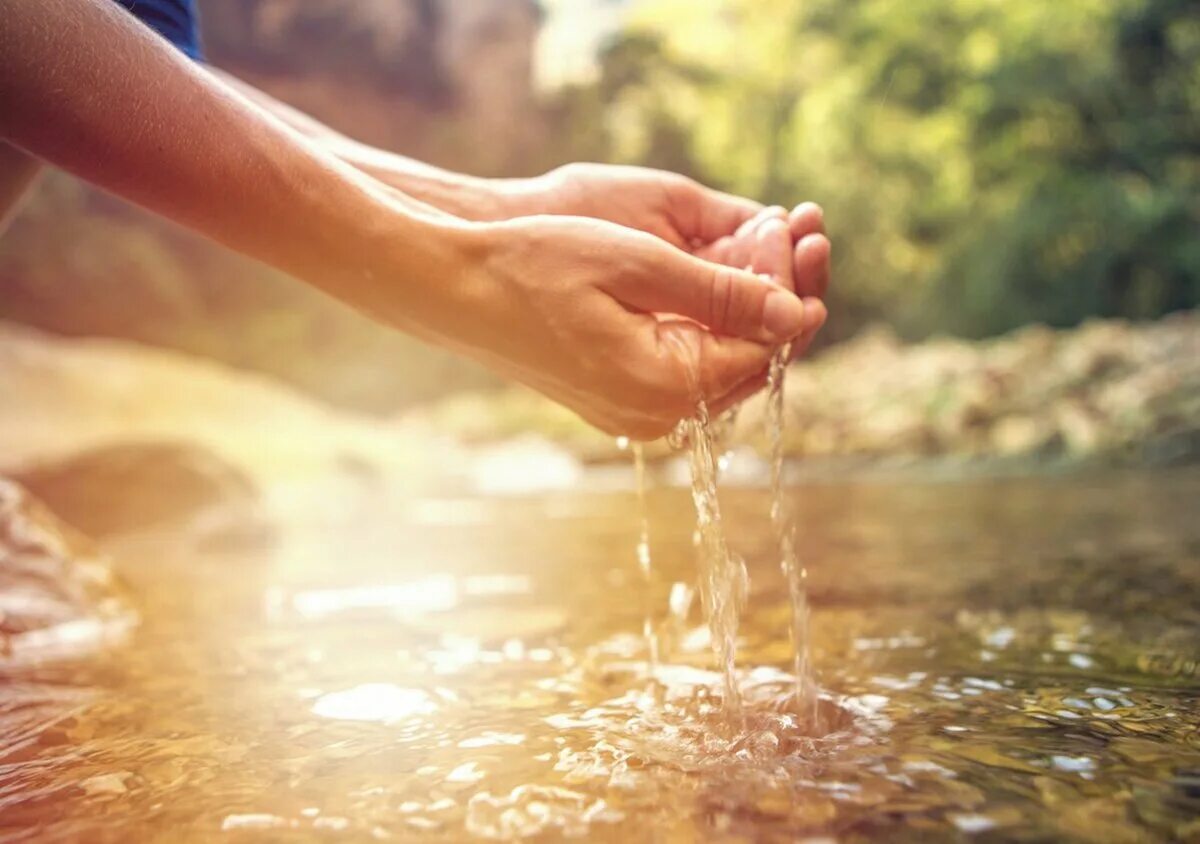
left=642, top=324, right=806, bottom=724
left=766, top=343, right=815, bottom=722
left=631, top=442, right=658, bottom=669
left=677, top=400, right=747, bottom=719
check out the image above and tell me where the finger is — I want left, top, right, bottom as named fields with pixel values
left=751, top=217, right=795, bottom=292
left=696, top=234, right=736, bottom=264
left=696, top=206, right=785, bottom=264
left=708, top=298, right=827, bottom=414
left=653, top=316, right=771, bottom=401
left=727, top=206, right=784, bottom=270
left=793, top=233, right=831, bottom=299
left=706, top=299, right=828, bottom=416
left=788, top=297, right=828, bottom=361
left=696, top=332, right=775, bottom=400
left=788, top=202, right=825, bottom=239
left=738, top=205, right=787, bottom=236
left=708, top=365, right=770, bottom=418
left=609, top=249, right=813, bottom=343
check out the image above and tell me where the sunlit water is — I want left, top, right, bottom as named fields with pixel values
left=628, top=441, right=657, bottom=672
left=678, top=400, right=749, bottom=719
left=2, top=468, right=1199, bottom=841
left=767, top=341, right=816, bottom=722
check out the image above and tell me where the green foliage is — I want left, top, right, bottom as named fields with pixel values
left=550, top=0, right=1200, bottom=340
left=2, top=0, right=1193, bottom=414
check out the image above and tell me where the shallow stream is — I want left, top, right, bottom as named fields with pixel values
left=2, top=468, right=1198, bottom=842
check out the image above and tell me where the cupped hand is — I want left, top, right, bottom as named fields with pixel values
left=441, top=214, right=824, bottom=439
left=682, top=205, right=829, bottom=415
left=700, top=201, right=832, bottom=301
left=509, top=163, right=831, bottom=301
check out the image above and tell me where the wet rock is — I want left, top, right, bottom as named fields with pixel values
left=79, top=771, right=132, bottom=797
left=10, top=442, right=256, bottom=538
left=1054, top=398, right=1106, bottom=455
left=0, top=321, right=440, bottom=518
left=0, top=479, right=132, bottom=662
left=990, top=415, right=1057, bottom=456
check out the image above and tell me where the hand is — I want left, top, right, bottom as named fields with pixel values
left=413, top=215, right=825, bottom=439
left=505, top=163, right=831, bottom=300
left=700, top=201, right=832, bottom=301
left=680, top=205, right=830, bottom=409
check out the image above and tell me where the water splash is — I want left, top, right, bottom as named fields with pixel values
left=466, top=785, right=622, bottom=839
left=766, top=343, right=815, bottom=722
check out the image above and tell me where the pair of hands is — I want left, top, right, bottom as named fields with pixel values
left=0, top=0, right=824, bottom=445
left=218, top=70, right=831, bottom=437
left=444, top=164, right=830, bottom=439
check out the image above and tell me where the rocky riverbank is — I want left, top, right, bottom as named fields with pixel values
left=0, top=479, right=133, bottom=665
left=0, top=313, right=1195, bottom=655
left=0, top=321, right=443, bottom=536
left=1, top=313, right=1196, bottom=536
left=405, top=311, right=1200, bottom=470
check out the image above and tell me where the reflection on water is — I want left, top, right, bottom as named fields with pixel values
left=2, top=469, right=1199, bottom=841
left=311, top=684, right=439, bottom=723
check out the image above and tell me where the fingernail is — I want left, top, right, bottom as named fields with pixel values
left=758, top=217, right=787, bottom=241
left=790, top=202, right=824, bottom=229
left=763, top=291, right=806, bottom=340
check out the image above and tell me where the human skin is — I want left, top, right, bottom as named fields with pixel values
left=0, top=0, right=828, bottom=438
left=214, top=69, right=832, bottom=303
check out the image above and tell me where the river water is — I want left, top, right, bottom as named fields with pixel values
left=2, top=467, right=1198, bottom=842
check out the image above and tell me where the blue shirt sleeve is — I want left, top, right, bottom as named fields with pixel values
left=114, top=0, right=204, bottom=61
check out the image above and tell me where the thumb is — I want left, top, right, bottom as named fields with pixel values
left=609, top=248, right=812, bottom=343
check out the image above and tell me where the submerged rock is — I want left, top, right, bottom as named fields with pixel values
left=10, top=442, right=256, bottom=538
left=0, top=320, right=442, bottom=519
left=0, top=479, right=132, bottom=664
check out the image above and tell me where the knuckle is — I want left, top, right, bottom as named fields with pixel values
left=708, top=266, right=734, bottom=333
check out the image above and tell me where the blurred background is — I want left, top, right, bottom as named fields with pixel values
left=0, top=0, right=1195, bottom=513
left=2, top=0, right=1195, bottom=409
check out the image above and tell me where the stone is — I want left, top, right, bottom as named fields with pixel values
left=10, top=442, right=255, bottom=538
left=0, top=479, right=131, bottom=662
left=404, top=311, right=1199, bottom=475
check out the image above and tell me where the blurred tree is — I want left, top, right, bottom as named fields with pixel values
left=2, top=0, right=1194, bottom=414
left=549, top=0, right=1199, bottom=341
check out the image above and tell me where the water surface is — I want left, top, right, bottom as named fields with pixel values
left=2, top=468, right=1198, bottom=842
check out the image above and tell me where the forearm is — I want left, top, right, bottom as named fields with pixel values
left=207, top=67, right=529, bottom=222
left=0, top=0, right=467, bottom=322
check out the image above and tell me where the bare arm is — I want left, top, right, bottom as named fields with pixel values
left=207, top=66, right=512, bottom=222
left=0, top=0, right=460, bottom=313
left=0, top=0, right=813, bottom=438
left=208, top=67, right=832, bottom=300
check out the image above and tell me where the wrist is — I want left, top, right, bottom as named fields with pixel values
left=307, top=186, right=484, bottom=342
left=344, top=149, right=512, bottom=223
